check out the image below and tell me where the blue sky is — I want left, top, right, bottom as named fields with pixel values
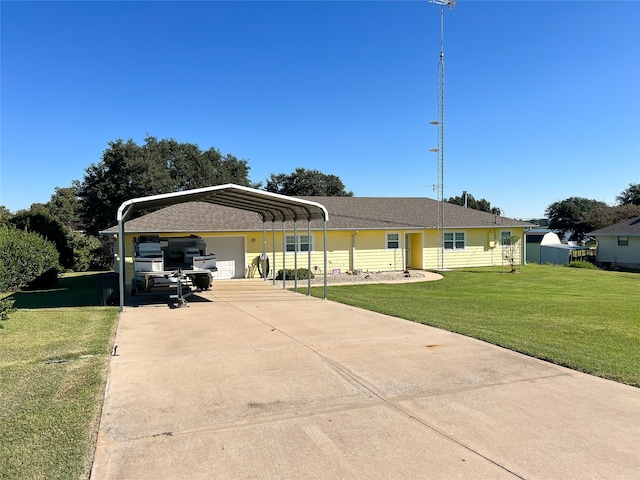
left=1, top=0, right=638, bottom=219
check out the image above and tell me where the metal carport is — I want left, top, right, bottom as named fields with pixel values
left=116, top=184, right=330, bottom=311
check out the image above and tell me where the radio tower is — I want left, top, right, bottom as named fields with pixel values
left=429, top=0, right=455, bottom=270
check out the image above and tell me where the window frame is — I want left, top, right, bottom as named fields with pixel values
left=285, top=234, right=314, bottom=253
left=500, top=230, right=513, bottom=246
left=444, top=231, right=466, bottom=250
left=386, top=232, right=400, bottom=250
left=618, top=236, right=629, bottom=247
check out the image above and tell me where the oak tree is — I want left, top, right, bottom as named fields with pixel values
left=264, top=168, right=353, bottom=197
left=76, top=136, right=252, bottom=234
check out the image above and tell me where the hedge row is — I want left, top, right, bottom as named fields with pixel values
left=0, top=226, right=61, bottom=291
left=275, top=268, right=315, bottom=280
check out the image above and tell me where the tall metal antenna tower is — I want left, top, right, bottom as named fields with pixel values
left=429, top=0, right=455, bottom=270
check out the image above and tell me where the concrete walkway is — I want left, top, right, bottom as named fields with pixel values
left=91, top=280, right=640, bottom=479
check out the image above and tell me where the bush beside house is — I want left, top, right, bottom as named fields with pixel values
left=0, top=226, right=60, bottom=291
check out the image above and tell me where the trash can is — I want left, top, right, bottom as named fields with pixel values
left=95, top=273, right=119, bottom=306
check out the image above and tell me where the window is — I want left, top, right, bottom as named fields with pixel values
left=618, top=236, right=629, bottom=247
left=500, top=231, right=513, bottom=246
left=444, top=232, right=465, bottom=250
left=285, top=235, right=313, bottom=253
left=386, top=233, right=400, bottom=249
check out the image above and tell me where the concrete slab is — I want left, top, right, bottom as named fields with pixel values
left=91, top=280, right=640, bottom=479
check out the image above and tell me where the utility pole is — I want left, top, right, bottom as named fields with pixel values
left=429, top=0, right=455, bottom=270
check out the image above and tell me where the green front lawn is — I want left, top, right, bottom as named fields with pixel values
left=0, top=273, right=119, bottom=480
left=310, top=264, right=640, bottom=387
left=1, top=264, right=637, bottom=479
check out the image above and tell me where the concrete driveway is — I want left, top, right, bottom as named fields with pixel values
left=91, top=280, right=640, bottom=479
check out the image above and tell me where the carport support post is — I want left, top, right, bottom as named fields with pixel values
left=307, top=221, right=312, bottom=296
left=262, top=222, right=267, bottom=281
left=118, top=230, right=125, bottom=312
left=118, top=204, right=133, bottom=313
left=323, top=220, right=328, bottom=299
left=272, top=221, right=276, bottom=286
left=293, top=220, right=298, bottom=291
left=402, top=230, right=406, bottom=271
left=282, top=221, right=286, bottom=290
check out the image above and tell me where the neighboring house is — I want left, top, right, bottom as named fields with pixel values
left=102, top=196, right=534, bottom=281
left=588, top=216, right=640, bottom=270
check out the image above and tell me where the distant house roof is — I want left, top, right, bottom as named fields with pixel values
left=102, top=197, right=534, bottom=234
left=588, top=216, right=640, bottom=237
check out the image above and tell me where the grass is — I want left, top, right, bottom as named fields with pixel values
left=1, top=265, right=638, bottom=478
left=308, top=264, right=640, bottom=387
left=0, top=273, right=119, bottom=480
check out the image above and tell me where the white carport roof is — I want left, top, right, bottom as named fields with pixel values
left=117, top=184, right=329, bottom=224
left=117, top=184, right=329, bottom=311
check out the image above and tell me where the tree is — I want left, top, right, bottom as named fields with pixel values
left=446, top=193, right=502, bottom=215
left=545, top=197, right=607, bottom=242
left=45, top=187, right=82, bottom=229
left=76, top=136, right=252, bottom=235
left=67, top=230, right=110, bottom=272
left=76, top=138, right=174, bottom=235
left=200, top=148, right=253, bottom=188
left=0, top=225, right=60, bottom=291
left=264, top=168, right=353, bottom=196
left=616, top=183, right=640, bottom=206
left=584, top=203, right=640, bottom=231
left=502, top=235, right=521, bottom=273
left=9, top=206, right=75, bottom=270
left=0, top=207, right=11, bottom=226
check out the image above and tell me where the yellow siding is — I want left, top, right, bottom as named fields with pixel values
left=422, top=228, right=526, bottom=269
left=118, top=226, right=528, bottom=282
left=422, top=230, right=440, bottom=268
left=250, top=230, right=406, bottom=275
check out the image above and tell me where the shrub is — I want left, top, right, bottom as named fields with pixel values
left=90, top=236, right=117, bottom=271
left=0, top=226, right=61, bottom=291
left=9, top=209, right=74, bottom=269
left=0, top=296, right=15, bottom=322
left=568, top=260, right=598, bottom=270
left=68, top=231, right=112, bottom=271
left=275, top=268, right=315, bottom=280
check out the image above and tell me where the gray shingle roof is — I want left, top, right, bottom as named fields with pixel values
left=588, top=216, right=640, bottom=236
left=102, top=197, right=534, bottom=234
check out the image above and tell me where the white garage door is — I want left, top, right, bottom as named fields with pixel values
left=205, top=237, right=245, bottom=279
